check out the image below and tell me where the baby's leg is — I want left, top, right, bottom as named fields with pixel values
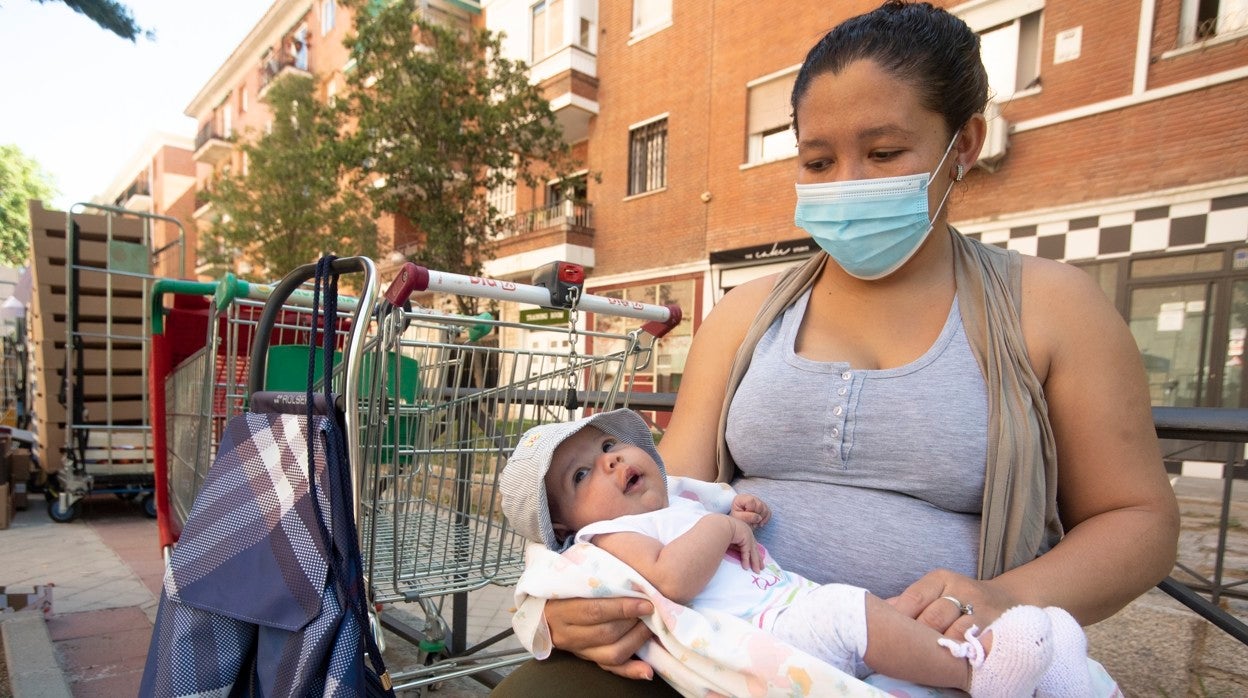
left=772, top=585, right=1054, bottom=695
left=771, top=584, right=970, bottom=688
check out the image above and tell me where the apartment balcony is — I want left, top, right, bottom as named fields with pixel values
left=531, top=45, right=598, bottom=144
left=191, top=190, right=216, bottom=221
left=116, top=180, right=151, bottom=212
left=258, top=54, right=312, bottom=100
left=485, top=200, right=595, bottom=278
left=193, top=122, right=232, bottom=165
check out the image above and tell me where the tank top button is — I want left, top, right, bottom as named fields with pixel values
left=831, top=427, right=840, bottom=437
left=834, top=406, right=843, bottom=416
left=841, top=371, right=852, bottom=380
left=838, top=387, right=848, bottom=396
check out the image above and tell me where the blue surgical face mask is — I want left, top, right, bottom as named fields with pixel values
left=794, top=134, right=960, bottom=280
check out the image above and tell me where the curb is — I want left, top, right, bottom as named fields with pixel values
left=1, top=612, right=73, bottom=698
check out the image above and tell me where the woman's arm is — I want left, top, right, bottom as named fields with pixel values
left=894, top=258, right=1180, bottom=634
left=659, top=276, right=774, bottom=479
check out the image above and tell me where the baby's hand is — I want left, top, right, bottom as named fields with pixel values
left=730, top=493, right=771, bottom=528
left=726, top=516, right=764, bottom=572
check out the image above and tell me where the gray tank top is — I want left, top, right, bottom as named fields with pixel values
left=727, top=289, right=988, bottom=598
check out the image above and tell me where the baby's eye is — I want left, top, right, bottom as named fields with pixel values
left=601, top=438, right=617, bottom=452
left=572, top=467, right=589, bottom=485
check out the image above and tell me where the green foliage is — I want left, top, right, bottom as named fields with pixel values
left=30, top=0, right=154, bottom=42
left=203, top=75, right=378, bottom=280
left=0, top=144, right=57, bottom=266
left=344, top=2, right=577, bottom=311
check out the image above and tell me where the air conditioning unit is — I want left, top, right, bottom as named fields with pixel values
left=977, top=101, right=1009, bottom=172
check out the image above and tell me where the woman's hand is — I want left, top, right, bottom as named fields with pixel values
left=886, top=569, right=1019, bottom=639
left=543, top=596, right=657, bottom=680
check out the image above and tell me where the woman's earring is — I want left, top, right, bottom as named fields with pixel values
left=955, top=163, right=965, bottom=181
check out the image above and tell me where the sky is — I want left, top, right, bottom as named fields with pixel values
left=0, top=0, right=272, bottom=210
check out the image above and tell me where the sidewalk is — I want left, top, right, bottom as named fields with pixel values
left=3, top=477, right=1247, bottom=697
left=0, top=494, right=516, bottom=697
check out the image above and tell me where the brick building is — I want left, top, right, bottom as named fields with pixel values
left=483, top=0, right=1248, bottom=410
left=92, top=132, right=199, bottom=279
left=158, top=0, right=1247, bottom=410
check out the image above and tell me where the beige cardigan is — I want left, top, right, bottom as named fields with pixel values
left=714, top=229, right=1063, bottom=580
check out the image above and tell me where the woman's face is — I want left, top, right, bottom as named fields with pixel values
left=794, top=59, right=957, bottom=190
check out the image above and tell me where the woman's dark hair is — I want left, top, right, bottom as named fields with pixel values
left=791, top=0, right=988, bottom=137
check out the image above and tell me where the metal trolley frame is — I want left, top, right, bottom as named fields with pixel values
left=246, top=258, right=680, bottom=692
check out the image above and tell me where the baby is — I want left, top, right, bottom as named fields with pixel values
left=499, top=409, right=1093, bottom=696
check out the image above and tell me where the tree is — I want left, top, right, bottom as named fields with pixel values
left=28, top=0, right=154, bottom=41
left=0, top=144, right=57, bottom=266
left=203, top=75, right=379, bottom=280
left=344, top=2, right=577, bottom=313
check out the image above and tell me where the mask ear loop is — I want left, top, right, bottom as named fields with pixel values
left=930, top=132, right=963, bottom=222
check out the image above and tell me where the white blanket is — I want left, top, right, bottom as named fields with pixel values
left=513, top=540, right=891, bottom=697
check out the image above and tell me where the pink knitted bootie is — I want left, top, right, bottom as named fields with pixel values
left=938, top=605, right=1054, bottom=697
left=1035, top=607, right=1093, bottom=697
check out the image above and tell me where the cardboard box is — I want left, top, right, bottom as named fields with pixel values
left=9, top=450, right=32, bottom=481
left=0, top=585, right=55, bottom=617
left=0, top=482, right=10, bottom=529
left=13, top=482, right=27, bottom=510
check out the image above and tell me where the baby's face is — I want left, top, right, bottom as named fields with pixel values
left=544, top=426, right=667, bottom=541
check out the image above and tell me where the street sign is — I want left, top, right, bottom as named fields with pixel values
left=519, top=308, right=570, bottom=326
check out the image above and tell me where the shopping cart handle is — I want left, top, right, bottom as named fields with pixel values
left=643, top=303, right=683, bottom=339
left=384, top=263, right=429, bottom=306
left=247, top=256, right=377, bottom=395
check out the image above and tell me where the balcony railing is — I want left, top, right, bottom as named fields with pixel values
left=502, top=200, right=593, bottom=238
left=193, top=123, right=232, bottom=165
left=260, top=53, right=311, bottom=93
left=195, top=122, right=227, bottom=152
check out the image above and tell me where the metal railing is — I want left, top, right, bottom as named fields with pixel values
left=501, top=200, right=593, bottom=238
left=194, top=122, right=227, bottom=152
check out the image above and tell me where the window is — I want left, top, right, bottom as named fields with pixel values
left=978, top=11, right=1042, bottom=99
left=532, top=0, right=565, bottom=62
left=488, top=167, right=517, bottom=219
left=632, top=0, right=671, bottom=37
left=628, top=118, right=667, bottom=196
left=221, top=97, right=233, bottom=138
left=326, top=78, right=337, bottom=107
left=592, top=278, right=695, bottom=395
left=954, top=1, right=1043, bottom=100
left=1181, top=0, right=1248, bottom=44
left=241, top=87, right=249, bottom=113
left=746, top=70, right=797, bottom=164
left=292, top=25, right=310, bottom=71
left=321, top=0, right=337, bottom=35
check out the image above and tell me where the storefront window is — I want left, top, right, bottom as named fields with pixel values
left=590, top=277, right=696, bottom=395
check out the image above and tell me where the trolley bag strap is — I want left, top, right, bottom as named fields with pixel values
left=305, top=255, right=396, bottom=697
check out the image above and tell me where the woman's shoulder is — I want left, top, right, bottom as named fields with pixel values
left=699, top=273, right=780, bottom=337
left=1018, top=254, right=1109, bottom=307
left=1017, top=254, right=1127, bottom=377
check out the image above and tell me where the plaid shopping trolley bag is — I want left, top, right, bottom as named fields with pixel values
left=140, top=257, right=393, bottom=697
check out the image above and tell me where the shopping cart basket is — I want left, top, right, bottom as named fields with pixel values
left=149, top=274, right=361, bottom=555
left=244, top=259, right=681, bottom=692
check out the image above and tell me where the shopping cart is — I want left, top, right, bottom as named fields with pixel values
left=149, top=274, right=361, bottom=556
left=246, top=259, right=681, bottom=692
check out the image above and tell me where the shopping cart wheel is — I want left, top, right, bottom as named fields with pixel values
left=48, top=498, right=81, bottom=523
left=142, top=494, right=157, bottom=519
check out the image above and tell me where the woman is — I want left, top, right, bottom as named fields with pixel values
left=493, top=2, right=1179, bottom=693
